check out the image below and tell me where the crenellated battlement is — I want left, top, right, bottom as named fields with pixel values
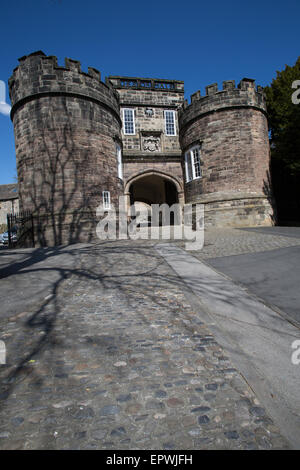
left=178, top=78, right=266, bottom=130
left=13, top=51, right=102, bottom=82
left=9, top=51, right=119, bottom=119
left=187, top=78, right=262, bottom=103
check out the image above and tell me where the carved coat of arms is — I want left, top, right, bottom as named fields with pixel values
left=143, top=136, right=160, bottom=152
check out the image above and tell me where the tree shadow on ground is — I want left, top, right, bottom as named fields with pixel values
left=0, top=238, right=295, bottom=408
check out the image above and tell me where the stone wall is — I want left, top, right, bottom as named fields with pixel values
left=109, top=77, right=185, bottom=200
left=123, top=160, right=183, bottom=192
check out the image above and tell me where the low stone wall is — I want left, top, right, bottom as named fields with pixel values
left=189, top=192, right=275, bottom=228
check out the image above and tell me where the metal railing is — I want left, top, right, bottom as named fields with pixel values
left=6, top=211, right=35, bottom=248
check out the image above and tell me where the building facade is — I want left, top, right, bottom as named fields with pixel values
left=0, top=184, right=19, bottom=226
left=8, top=51, right=275, bottom=246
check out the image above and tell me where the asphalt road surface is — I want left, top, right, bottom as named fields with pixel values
left=206, top=227, right=300, bottom=326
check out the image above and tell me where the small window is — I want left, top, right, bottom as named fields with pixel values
left=116, top=144, right=123, bottom=180
left=192, top=147, right=201, bottom=179
left=123, top=108, right=135, bottom=135
left=164, top=110, right=176, bottom=136
left=185, top=145, right=202, bottom=181
left=102, top=191, right=111, bottom=210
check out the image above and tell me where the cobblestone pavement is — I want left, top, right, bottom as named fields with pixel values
left=179, top=227, right=300, bottom=260
left=0, top=231, right=293, bottom=449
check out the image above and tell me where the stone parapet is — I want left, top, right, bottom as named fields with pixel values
left=9, top=51, right=120, bottom=122
left=179, top=78, right=266, bottom=133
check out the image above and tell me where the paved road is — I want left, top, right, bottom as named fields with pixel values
left=170, top=226, right=300, bottom=448
left=0, top=240, right=288, bottom=450
left=187, top=227, right=300, bottom=326
left=241, top=226, right=300, bottom=239
left=157, top=242, right=300, bottom=449
left=207, top=245, right=300, bottom=326
left=0, top=227, right=299, bottom=450
left=0, top=245, right=80, bottom=320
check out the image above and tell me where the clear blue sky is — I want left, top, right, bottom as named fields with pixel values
left=0, top=0, right=299, bottom=184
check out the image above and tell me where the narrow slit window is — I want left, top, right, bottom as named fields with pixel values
left=123, top=108, right=135, bottom=135
left=164, top=110, right=176, bottom=136
left=102, top=191, right=111, bottom=210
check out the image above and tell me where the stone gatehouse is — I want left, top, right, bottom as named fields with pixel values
left=8, top=51, right=275, bottom=245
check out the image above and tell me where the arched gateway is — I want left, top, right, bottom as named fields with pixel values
left=124, top=170, right=184, bottom=225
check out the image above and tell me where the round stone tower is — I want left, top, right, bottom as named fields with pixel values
left=9, top=51, right=123, bottom=245
left=178, top=78, right=275, bottom=227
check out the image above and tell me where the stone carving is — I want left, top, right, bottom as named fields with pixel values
left=145, top=108, right=153, bottom=117
left=143, top=136, right=160, bottom=152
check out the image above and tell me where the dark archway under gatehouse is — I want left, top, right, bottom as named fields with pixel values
left=128, top=173, right=180, bottom=226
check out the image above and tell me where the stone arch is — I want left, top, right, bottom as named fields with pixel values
left=125, top=169, right=183, bottom=197
left=125, top=169, right=184, bottom=226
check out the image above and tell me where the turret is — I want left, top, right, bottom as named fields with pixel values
left=9, top=51, right=123, bottom=245
left=178, top=78, right=275, bottom=227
